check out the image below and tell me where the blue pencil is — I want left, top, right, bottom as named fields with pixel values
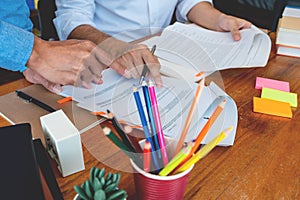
left=132, top=86, right=161, bottom=170
left=141, top=81, right=161, bottom=159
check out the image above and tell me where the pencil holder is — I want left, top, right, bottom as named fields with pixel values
left=130, top=159, right=193, bottom=200
left=130, top=137, right=193, bottom=200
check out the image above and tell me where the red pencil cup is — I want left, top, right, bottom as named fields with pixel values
left=130, top=159, right=193, bottom=200
left=131, top=136, right=193, bottom=200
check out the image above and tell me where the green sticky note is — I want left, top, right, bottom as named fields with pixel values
left=261, top=87, right=298, bottom=107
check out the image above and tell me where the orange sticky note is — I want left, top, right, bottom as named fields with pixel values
left=57, top=96, right=72, bottom=104
left=253, top=97, right=292, bottom=118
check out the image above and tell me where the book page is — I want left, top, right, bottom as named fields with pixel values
left=143, top=22, right=271, bottom=75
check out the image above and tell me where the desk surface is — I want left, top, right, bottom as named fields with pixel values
left=1, top=33, right=300, bottom=199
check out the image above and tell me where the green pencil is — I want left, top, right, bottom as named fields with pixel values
left=102, top=126, right=143, bottom=167
left=103, top=126, right=131, bottom=152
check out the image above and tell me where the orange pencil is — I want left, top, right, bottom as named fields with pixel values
left=174, top=78, right=205, bottom=155
left=171, top=99, right=226, bottom=174
left=191, top=99, right=226, bottom=155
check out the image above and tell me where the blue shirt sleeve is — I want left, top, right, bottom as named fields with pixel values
left=0, top=20, right=34, bottom=72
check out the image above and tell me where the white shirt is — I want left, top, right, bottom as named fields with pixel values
left=54, top=0, right=211, bottom=42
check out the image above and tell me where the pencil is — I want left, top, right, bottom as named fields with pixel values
left=103, top=126, right=142, bottom=167
left=143, top=140, right=152, bottom=172
left=106, top=110, right=136, bottom=153
left=139, top=45, right=156, bottom=85
left=174, top=126, right=233, bottom=174
left=141, top=80, right=161, bottom=156
left=190, top=99, right=226, bottom=155
left=159, top=145, right=192, bottom=176
left=132, top=86, right=160, bottom=170
left=124, top=125, right=143, bottom=153
left=174, top=78, right=205, bottom=155
left=103, top=126, right=131, bottom=154
left=148, top=80, right=169, bottom=166
left=171, top=99, right=227, bottom=173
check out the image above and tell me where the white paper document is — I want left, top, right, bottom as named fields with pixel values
left=60, top=69, right=238, bottom=146
left=142, top=22, right=271, bottom=81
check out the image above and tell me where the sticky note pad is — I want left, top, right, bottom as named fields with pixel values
left=255, top=77, right=290, bottom=92
left=253, top=97, right=292, bottom=118
left=261, top=87, right=298, bottom=107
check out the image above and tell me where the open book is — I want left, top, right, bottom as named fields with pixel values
left=142, top=22, right=271, bottom=81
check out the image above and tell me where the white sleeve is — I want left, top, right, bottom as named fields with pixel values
left=53, top=0, right=96, bottom=40
left=176, top=0, right=213, bottom=22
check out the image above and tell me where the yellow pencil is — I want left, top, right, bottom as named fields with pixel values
left=159, top=144, right=192, bottom=176
left=174, top=126, right=233, bottom=174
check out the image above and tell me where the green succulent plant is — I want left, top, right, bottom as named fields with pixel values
left=74, top=167, right=127, bottom=200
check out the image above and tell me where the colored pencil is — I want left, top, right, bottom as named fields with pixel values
left=132, top=86, right=160, bottom=170
left=159, top=145, right=192, bottom=176
left=103, top=126, right=131, bottom=154
left=141, top=80, right=161, bottom=156
left=190, top=99, right=226, bottom=155
left=143, top=140, right=152, bottom=172
left=172, top=98, right=227, bottom=173
left=148, top=80, right=169, bottom=166
left=102, top=126, right=142, bottom=167
left=174, top=78, right=205, bottom=155
left=174, top=126, right=233, bottom=174
left=124, top=125, right=143, bottom=153
left=107, top=110, right=136, bottom=153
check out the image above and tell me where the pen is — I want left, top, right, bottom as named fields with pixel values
left=16, top=90, right=56, bottom=112
left=139, top=45, right=156, bottom=85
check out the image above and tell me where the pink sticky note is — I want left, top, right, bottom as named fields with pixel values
left=255, top=77, right=290, bottom=92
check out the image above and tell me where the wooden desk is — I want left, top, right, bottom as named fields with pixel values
left=0, top=33, right=299, bottom=199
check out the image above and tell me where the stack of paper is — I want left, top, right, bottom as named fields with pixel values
left=253, top=77, right=298, bottom=118
left=276, top=6, right=300, bottom=58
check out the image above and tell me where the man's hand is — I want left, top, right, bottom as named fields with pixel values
left=69, top=24, right=162, bottom=86
left=108, top=43, right=162, bottom=87
left=23, top=68, right=62, bottom=94
left=26, top=36, right=107, bottom=89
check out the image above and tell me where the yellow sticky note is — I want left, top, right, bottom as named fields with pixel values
left=261, top=87, right=298, bottom=107
left=253, top=97, right=292, bottom=118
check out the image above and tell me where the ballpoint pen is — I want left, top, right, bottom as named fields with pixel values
left=16, top=90, right=56, bottom=112
left=139, top=45, right=156, bottom=85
